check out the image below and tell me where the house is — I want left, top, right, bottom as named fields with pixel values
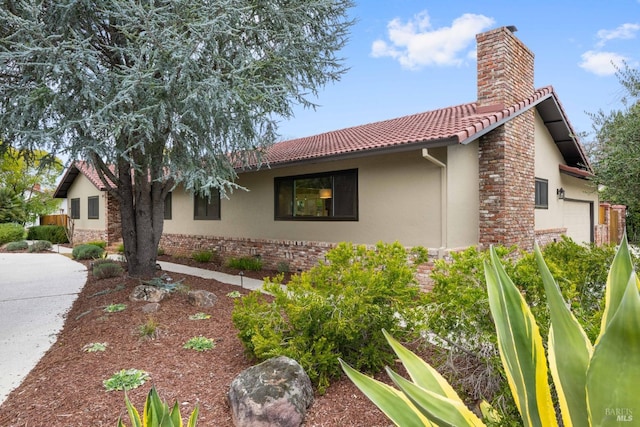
left=54, top=26, right=610, bottom=275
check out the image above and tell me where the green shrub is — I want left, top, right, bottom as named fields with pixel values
left=232, top=241, right=428, bottom=392
left=276, top=260, right=290, bottom=273
left=72, top=243, right=105, bottom=260
left=424, top=237, right=616, bottom=420
left=28, top=240, right=52, bottom=252
left=5, top=240, right=28, bottom=251
left=116, top=243, right=124, bottom=253
left=86, top=240, right=106, bottom=249
left=93, top=262, right=124, bottom=279
left=191, top=249, right=215, bottom=263
left=226, top=255, right=263, bottom=271
left=26, top=225, right=68, bottom=244
left=0, top=223, right=25, bottom=245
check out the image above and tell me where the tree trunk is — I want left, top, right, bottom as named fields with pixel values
left=118, top=159, right=165, bottom=278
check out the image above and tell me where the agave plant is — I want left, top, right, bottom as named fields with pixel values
left=117, top=385, right=199, bottom=427
left=341, top=236, right=640, bottom=426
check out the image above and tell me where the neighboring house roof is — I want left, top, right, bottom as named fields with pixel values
left=53, top=161, right=114, bottom=198
left=258, top=85, right=591, bottom=172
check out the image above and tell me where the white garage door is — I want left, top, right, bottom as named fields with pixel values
left=563, top=201, right=592, bottom=244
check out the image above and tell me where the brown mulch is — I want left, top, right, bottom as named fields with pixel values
left=0, top=251, right=394, bottom=426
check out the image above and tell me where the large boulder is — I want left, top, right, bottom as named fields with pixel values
left=228, top=356, right=314, bottom=427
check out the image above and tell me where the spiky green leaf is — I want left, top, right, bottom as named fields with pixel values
left=339, top=358, right=434, bottom=426
left=586, top=271, right=640, bottom=425
left=485, top=248, right=557, bottom=427
left=386, top=368, right=485, bottom=427
left=535, top=243, right=592, bottom=427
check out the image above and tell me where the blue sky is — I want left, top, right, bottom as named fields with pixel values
left=277, top=0, right=639, bottom=141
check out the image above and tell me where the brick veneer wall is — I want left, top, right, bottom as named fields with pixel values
left=535, top=228, right=567, bottom=247
left=477, top=27, right=536, bottom=251
left=105, top=192, right=122, bottom=246
left=159, top=233, right=446, bottom=291
left=73, top=229, right=107, bottom=244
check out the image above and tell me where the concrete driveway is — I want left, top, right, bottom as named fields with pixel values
left=0, top=253, right=87, bottom=404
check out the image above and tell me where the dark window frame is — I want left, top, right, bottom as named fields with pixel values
left=193, top=190, right=221, bottom=220
left=535, top=178, right=549, bottom=209
left=87, top=196, right=99, bottom=219
left=164, top=192, right=172, bottom=220
left=274, top=169, right=358, bottom=221
left=70, top=198, right=80, bottom=219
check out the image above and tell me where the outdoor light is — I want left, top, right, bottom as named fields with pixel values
left=319, top=188, right=332, bottom=199
left=557, top=187, right=565, bottom=200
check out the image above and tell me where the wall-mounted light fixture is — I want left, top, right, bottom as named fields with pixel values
left=557, top=187, right=565, bottom=200
left=319, top=188, right=332, bottom=199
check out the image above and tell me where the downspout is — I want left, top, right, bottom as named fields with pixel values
left=422, top=148, right=447, bottom=257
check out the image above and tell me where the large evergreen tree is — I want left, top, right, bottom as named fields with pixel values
left=589, top=65, right=640, bottom=240
left=0, top=0, right=353, bottom=275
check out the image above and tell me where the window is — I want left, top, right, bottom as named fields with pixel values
left=164, top=192, right=172, bottom=220
left=88, top=196, right=99, bottom=219
left=274, top=169, right=358, bottom=220
left=535, top=178, right=548, bottom=209
left=70, top=198, right=80, bottom=219
left=194, top=190, right=220, bottom=220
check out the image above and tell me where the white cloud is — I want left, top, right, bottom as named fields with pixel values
left=371, top=11, right=495, bottom=70
left=595, top=23, right=640, bottom=47
left=579, top=50, right=628, bottom=76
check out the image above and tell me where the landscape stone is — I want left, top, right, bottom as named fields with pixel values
left=141, top=302, right=160, bottom=313
left=129, top=285, right=168, bottom=303
left=228, top=356, right=314, bottom=427
left=188, top=289, right=217, bottom=307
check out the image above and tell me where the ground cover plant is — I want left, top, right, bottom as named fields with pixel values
left=4, top=240, right=28, bottom=251
left=226, top=255, right=263, bottom=271
left=232, top=241, right=429, bottom=393
left=72, top=243, right=105, bottom=260
left=104, top=369, right=150, bottom=391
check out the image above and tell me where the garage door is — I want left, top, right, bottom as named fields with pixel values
left=563, top=200, right=592, bottom=244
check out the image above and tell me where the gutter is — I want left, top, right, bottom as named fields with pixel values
left=422, top=148, right=447, bottom=257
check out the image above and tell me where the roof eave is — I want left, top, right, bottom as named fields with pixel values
left=237, top=137, right=460, bottom=172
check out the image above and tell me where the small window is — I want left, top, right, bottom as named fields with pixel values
left=274, top=169, right=358, bottom=221
left=70, top=198, right=80, bottom=219
left=164, top=192, right=172, bottom=220
left=88, top=196, right=99, bottom=219
left=535, top=178, right=548, bottom=209
left=194, top=190, right=220, bottom=220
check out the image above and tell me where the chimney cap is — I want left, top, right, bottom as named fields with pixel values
left=506, top=25, right=518, bottom=33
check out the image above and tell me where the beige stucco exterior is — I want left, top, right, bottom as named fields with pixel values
left=534, top=113, right=598, bottom=243
left=65, top=173, right=105, bottom=231
left=163, top=149, right=465, bottom=249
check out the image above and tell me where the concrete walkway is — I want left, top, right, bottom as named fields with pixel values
left=0, top=246, right=265, bottom=405
left=0, top=252, right=87, bottom=404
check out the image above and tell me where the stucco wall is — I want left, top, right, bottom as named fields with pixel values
left=446, top=141, right=480, bottom=248
left=534, top=113, right=598, bottom=242
left=163, top=150, right=447, bottom=248
left=66, top=173, right=105, bottom=232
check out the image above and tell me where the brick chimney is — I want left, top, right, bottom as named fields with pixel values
left=477, top=26, right=536, bottom=251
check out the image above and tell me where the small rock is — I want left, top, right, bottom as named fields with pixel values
left=188, top=290, right=217, bottom=307
left=141, top=303, right=160, bottom=313
left=228, top=356, right=314, bottom=427
left=129, top=285, right=169, bottom=303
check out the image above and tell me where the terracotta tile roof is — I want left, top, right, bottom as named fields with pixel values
left=74, top=161, right=116, bottom=190
left=261, top=86, right=557, bottom=167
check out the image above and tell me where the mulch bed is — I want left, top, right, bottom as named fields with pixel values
left=0, top=251, right=394, bottom=426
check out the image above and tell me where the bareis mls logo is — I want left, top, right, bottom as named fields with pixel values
left=606, top=408, right=633, bottom=422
